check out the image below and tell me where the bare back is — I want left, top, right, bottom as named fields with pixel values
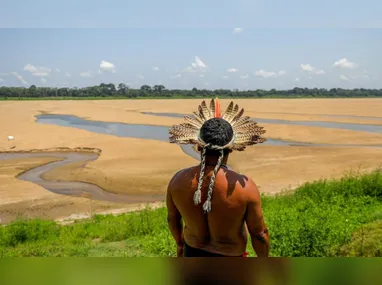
left=167, top=164, right=265, bottom=256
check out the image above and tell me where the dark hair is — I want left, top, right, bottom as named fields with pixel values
left=200, top=118, right=233, bottom=156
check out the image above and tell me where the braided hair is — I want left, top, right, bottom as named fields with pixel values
left=193, top=118, right=234, bottom=213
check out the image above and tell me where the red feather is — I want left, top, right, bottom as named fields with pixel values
left=214, top=97, right=221, bottom=118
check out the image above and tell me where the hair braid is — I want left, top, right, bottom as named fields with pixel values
left=202, top=149, right=224, bottom=213
left=193, top=146, right=207, bottom=205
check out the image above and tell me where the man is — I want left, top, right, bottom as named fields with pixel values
left=167, top=98, right=270, bottom=257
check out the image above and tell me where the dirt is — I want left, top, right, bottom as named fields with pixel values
left=1, top=99, right=382, bottom=224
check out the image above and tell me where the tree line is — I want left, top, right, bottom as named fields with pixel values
left=1, top=83, right=382, bottom=99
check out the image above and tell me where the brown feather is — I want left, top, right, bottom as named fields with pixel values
left=233, top=133, right=256, bottom=144
left=180, top=122, right=199, bottom=129
left=169, top=98, right=268, bottom=149
left=231, top=137, right=267, bottom=150
left=170, top=137, right=199, bottom=145
left=231, top=145, right=247, bottom=151
left=192, top=111, right=204, bottom=123
left=184, top=115, right=203, bottom=128
left=169, top=126, right=199, bottom=137
left=198, top=105, right=207, bottom=121
left=222, top=101, right=234, bottom=121
left=169, top=135, right=197, bottom=142
left=169, top=123, right=198, bottom=132
left=200, top=101, right=212, bottom=120
left=209, top=99, right=215, bottom=118
left=233, top=122, right=266, bottom=135
left=231, top=116, right=251, bottom=128
left=234, top=133, right=266, bottom=144
left=168, top=132, right=198, bottom=141
left=231, top=108, right=244, bottom=124
left=169, top=130, right=198, bottom=140
left=225, top=103, right=240, bottom=123
left=232, top=104, right=239, bottom=117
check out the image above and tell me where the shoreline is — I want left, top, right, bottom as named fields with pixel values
left=2, top=99, right=382, bottom=225
left=0, top=148, right=165, bottom=225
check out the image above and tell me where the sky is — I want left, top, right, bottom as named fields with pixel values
left=1, top=0, right=382, bottom=90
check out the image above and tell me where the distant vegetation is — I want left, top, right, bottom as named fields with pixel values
left=1, top=83, right=382, bottom=99
left=1, top=169, right=381, bottom=257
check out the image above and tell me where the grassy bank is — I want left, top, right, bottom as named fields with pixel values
left=1, top=169, right=382, bottom=257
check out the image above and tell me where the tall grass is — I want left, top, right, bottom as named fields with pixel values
left=261, top=169, right=382, bottom=257
left=1, top=169, right=381, bottom=257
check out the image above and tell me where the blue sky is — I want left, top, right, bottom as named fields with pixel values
left=1, top=0, right=382, bottom=90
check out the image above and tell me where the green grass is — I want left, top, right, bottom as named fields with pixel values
left=1, top=169, right=382, bottom=257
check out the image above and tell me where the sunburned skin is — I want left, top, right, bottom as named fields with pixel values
left=166, top=153, right=270, bottom=257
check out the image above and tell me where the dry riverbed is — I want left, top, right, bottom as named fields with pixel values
left=1, top=99, right=382, bottom=223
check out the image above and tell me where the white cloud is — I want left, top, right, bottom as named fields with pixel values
left=171, top=74, right=182, bottom=79
left=254, top=69, right=286, bottom=79
left=255, top=69, right=278, bottom=78
left=300, top=64, right=314, bottom=72
left=41, top=77, right=47, bottom=83
left=185, top=56, right=209, bottom=73
left=137, top=74, right=145, bottom=80
left=333, top=58, right=357, bottom=69
left=99, top=60, right=116, bottom=73
left=10, top=72, right=28, bottom=85
left=340, top=75, right=350, bottom=81
left=295, top=77, right=301, bottom=82
left=55, top=68, right=61, bottom=72
left=0, top=78, right=4, bottom=82
left=233, top=28, right=243, bottom=34
left=227, top=68, right=239, bottom=73
left=80, top=71, right=92, bottom=78
left=222, top=75, right=228, bottom=79
left=65, top=72, right=71, bottom=77
left=204, top=82, right=209, bottom=86
left=152, top=66, right=160, bottom=71
left=240, top=74, right=249, bottom=79
left=315, top=69, right=325, bottom=75
left=300, top=64, right=325, bottom=75
left=24, top=64, right=52, bottom=77
left=199, top=74, right=205, bottom=78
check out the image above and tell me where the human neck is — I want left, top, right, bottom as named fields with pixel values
left=204, top=155, right=229, bottom=167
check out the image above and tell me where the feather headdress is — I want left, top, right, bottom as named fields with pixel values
left=169, top=98, right=267, bottom=213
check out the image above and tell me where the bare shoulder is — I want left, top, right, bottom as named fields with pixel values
left=167, top=166, right=196, bottom=190
left=242, top=175, right=261, bottom=201
left=225, top=169, right=260, bottom=200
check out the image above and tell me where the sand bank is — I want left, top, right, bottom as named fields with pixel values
left=2, top=99, right=382, bottom=223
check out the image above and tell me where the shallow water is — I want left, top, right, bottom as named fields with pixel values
left=2, top=112, right=382, bottom=205
left=0, top=152, right=165, bottom=204
left=250, top=111, right=382, bottom=121
left=35, top=114, right=346, bottom=148
left=141, top=112, right=382, bottom=134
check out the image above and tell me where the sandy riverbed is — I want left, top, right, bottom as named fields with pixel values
left=1, top=98, right=382, bottom=223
